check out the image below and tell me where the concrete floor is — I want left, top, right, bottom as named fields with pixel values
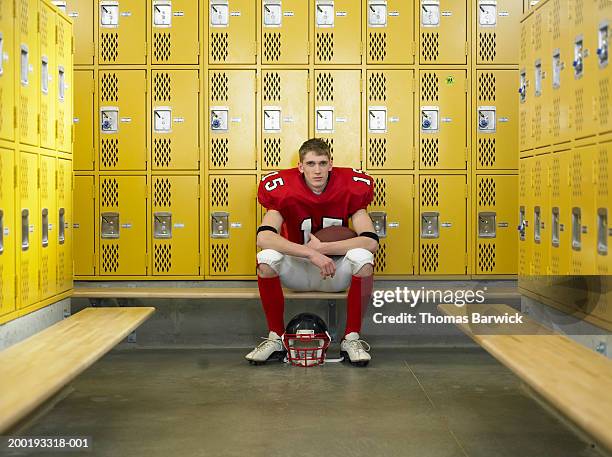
left=4, top=348, right=598, bottom=457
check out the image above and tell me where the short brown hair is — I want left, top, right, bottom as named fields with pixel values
left=299, top=138, right=331, bottom=162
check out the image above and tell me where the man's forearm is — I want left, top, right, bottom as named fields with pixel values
left=257, top=232, right=314, bottom=258
left=319, top=236, right=378, bottom=256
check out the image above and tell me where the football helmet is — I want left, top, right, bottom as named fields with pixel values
left=282, top=313, right=331, bottom=367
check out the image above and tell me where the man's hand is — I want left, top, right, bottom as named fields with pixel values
left=306, top=233, right=324, bottom=253
left=308, top=250, right=336, bottom=279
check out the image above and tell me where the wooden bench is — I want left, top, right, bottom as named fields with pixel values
left=438, top=303, right=612, bottom=452
left=0, top=307, right=155, bottom=433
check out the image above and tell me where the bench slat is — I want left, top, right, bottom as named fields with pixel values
left=439, top=303, right=612, bottom=452
left=0, top=307, right=155, bottom=433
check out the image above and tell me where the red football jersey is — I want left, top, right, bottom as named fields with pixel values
left=258, top=167, right=374, bottom=244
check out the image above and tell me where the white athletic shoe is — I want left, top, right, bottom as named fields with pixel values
left=245, top=331, right=285, bottom=365
left=340, top=332, right=371, bottom=367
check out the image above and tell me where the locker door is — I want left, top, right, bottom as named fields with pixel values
left=99, top=176, right=147, bottom=276
left=476, top=70, right=518, bottom=170
left=209, top=175, right=256, bottom=276
left=519, top=15, right=531, bottom=153
left=476, top=175, right=517, bottom=275
left=549, top=150, right=571, bottom=276
left=419, top=0, right=467, bottom=64
left=208, top=70, right=256, bottom=170
left=419, top=175, right=467, bottom=275
left=99, top=70, right=147, bottom=170
left=152, top=70, right=199, bottom=170
left=261, top=0, right=309, bottom=64
left=74, top=71, right=94, bottom=171
left=151, top=0, right=199, bottom=64
left=0, top=0, right=15, bottom=141
left=531, top=4, right=551, bottom=150
left=208, top=0, right=256, bottom=64
left=39, top=154, right=57, bottom=300
left=17, top=0, right=39, bottom=147
left=65, top=0, right=95, bottom=65
left=18, top=151, right=39, bottom=308
left=98, top=0, right=146, bottom=64
left=57, top=159, right=73, bottom=292
left=0, top=149, right=15, bottom=316
left=261, top=70, right=308, bottom=170
left=550, top=0, right=572, bottom=145
left=39, top=3, right=56, bottom=151
left=596, top=144, right=611, bottom=275
left=368, top=174, right=414, bottom=275
left=476, top=0, right=521, bottom=65
left=366, top=70, right=414, bottom=170
left=314, top=0, right=361, bottom=65
left=366, top=0, right=414, bottom=64
left=518, top=158, right=532, bottom=276
left=73, top=175, right=95, bottom=276
left=55, top=13, right=72, bottom=153
left=151, top=176, right=200, bottom=275
left=314, top=70, right=361, bottom=169
left=419, top=70, right=467, bottom=170
left=531, top=156, right=549, bottom=276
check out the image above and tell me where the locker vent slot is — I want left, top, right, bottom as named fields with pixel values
left=21, top=261, right=29, bottom=302
left=263, top=138, right=282, bottom=168
left=421, top=178, right=439, bottom=207
left=373, top=177, right=386, bottom=206
left=57, top=111, right=65, bottom=145
left=600, top=0, right=609, bottom=10
left=316, top=72, right=334, bottom=102
left=421, top=73, right=439, bottom=101
left=210, top=138, right=229, bottom=168
left=551, top=158, right=561, bottom=198
left=368, top=138, right=387, bottom=167
left=421, top=138, right=439, bottom=168
left=552, top=0, right=561, bottom=40
left=20, top=0, right=29, bottom=34
left=316, top=32, right=334, bottom=62
left=574, top=0, right=583, bottom=25
left=211, top=178, right=229, bottom=207
left=478, top=178, right=496, bottom=207
left=479, top=32, right=496, bottom=61
left=263, top=73, right=281, bottom=101
left=101, top=33, right=119, bottom=62
left=478, top=138, right=496, bottom=167
left=101, top=73, right=119, bottom=102
left=533, top=160, right=542, bottom=198
left=210, top=72, right=228, bottom=101
left=263, top=32, right=281, bottom=61
left=20, top=157, right=29, bottom=199
left=153, top=178, right=172, bottom=207
left=368, top=73, right=387, bottom=101
left=154, top=244, right=172, bottom=273
left=598, top=149, right=609, bottom=198
left=101, top=139, right=119, bottom=168
left=478, top=72, right=496, bottom=101
left=551, top=96, right=561, bottom=138
left=41, top=256, right=48, bottom=294
left=533, top=14, right=542, bottom=51
left=421, top=32, right=439, bottom=61
left=40, top=161, right=48, bottom=199
left=421, top=243, right=439, bottom=272
left=20, top=95, right=29, bottom=139
left=320, top=138, right=334, bottom=161
left=369, top=32, right=387, bottom=61
left=575, top=88, right=584, bottom=133
left=40, top=8, right=48, bottom=47
left=519, top=112, right=527, bottom=147
left=58, top=22, right=66, bottom=59
left=211, top=244, right=229, bottom=273
left=519, top=165, right=526, bottom=200
left=58, top=251, right=65, bottom=286
left=520, top=26, right=527, bottom=61
left=101, top=178, right=119, bottom=207
left=532, top=104, right=542, bottom=143
left=478, top=243, right=496, bottom=272
left=154, top=138, right=172, bottom=168
left=154, top=73, right=171, bottom=102
left=374, top=242, right=386, bottom=273
left=153, top=32, right=171, bottom=61
left=571, top=153, right=582, bottom=198
left=40, top=104, right=48, bottom=143
left=102, top=244, right=119, bottom=273
left=210, top=33, right=229, bottom=62
left=599, top=78, right=610, bottom=128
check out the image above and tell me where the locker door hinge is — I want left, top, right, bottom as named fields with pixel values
left=412, top=146, right=416, bottom=168
left=197, top=185, right=200, bottom=198
left=306, top=76, right=310, bottom=93
left=197, top=43, right=200, bottom=56
left=465, top=79, right=469, bottom=93
left=411, top=182, right=415, bottom=199
left=307, top=41, right=310, bottom=57
left=37, top=12, right=40, bottom=32
left=37, top=114, right=41, bottom=134
left=14, top=165, right=17, bottom=189
left=412, top=78, right=416, bottom=93
left=91, top=42, right=95, bottom=59
left=255, top=75, right=259, bottom=93
left=13, top=0, right=16, bottom=18
left=254, top=40, right=258, bottom=58
left=14, top=106, right=17, bottom=128
left=465, top=253, right=469, bottom=268
left=412, top=42, right=416, bottom=56
left=55, top=170, right=58, bottom=190
left=144, top=42, right=148, bottom=57
left=37, top=168, right=40, bottom=188
left=360, top=78, right=364, bottom=93
left=197, top=78, right=201, bottom=93
left=145, top=77, right=148, bottom=93
left=93, top=253, right=96, bottom=275
left=465, top=42, right=469, bottom=55
left=465, top=147, right=469, bottom=162
left=360, top=41, right=363, bottom=56
left=145, top=183, right=148, bottom=198
left=55, top=120, right=58, bottom=139
left=72, top=36, right=75, bottom=55
left=145, top=253, right=149, bottom=273
left=465, top=184, right=469, bottom=198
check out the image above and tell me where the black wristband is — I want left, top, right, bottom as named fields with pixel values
left=257, top=225, right=278, bottom=235
left=359, top=231, right=380, bottom=243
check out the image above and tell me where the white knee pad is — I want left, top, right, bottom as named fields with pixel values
left=345, top=248, right=374, bottom=275
left=256, top=249, right=285, bottom=274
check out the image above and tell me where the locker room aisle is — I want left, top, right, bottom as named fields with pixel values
left=4, top=348, right=594, bottom=457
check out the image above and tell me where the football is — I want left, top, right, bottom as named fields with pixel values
left=313, top=225, right=357, bottom=242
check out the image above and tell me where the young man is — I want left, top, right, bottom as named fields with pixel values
left=246, top=138, right=379, bottom=366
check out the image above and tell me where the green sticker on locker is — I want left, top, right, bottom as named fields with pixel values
left=446, top=76, right=455, bottom=85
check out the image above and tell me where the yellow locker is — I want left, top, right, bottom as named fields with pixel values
left=65, top=0, right=94, bottom=65
left=98, top=0, right=146, bottom=64
left=39, top=154, right=57, bottom=300
left=39, top=2, right=56, bottom=151
left=18, top=151, right=39, bottom=308
left=476, top=70, right=518, bottom=170
left=366, top=0, right=414, bottom=64
left=73, top=71, right=94, bottom=171
left=0, top=0, right=15, bottom=142
left=419, top=70, right=467, bottom=170
left=99, top=70, right=147, bottom=170
left=519, top=13, right=531, bottom=153
left=209, top=175, right=256, bottom=276
left=596, top=143, right=611, bottom=275
left=314, top=70, right=360, bottom=169
left=209, top=70, right=256, bottom=170
left=595, top=2, right=612, bottom=135
left=261, top=70, right=308, bottom=170
left=518, top=158, right=532, bottom=277
left=419, top=0, right=467, bottom=65
left=151, top=0, right=199, bottom=64
left=419, top=175, right=467, bottom=275
left=17, top=0, right=39, bottom=147
left=73, top=175, right=95, bottom=276
left=366, top=70, right=414, bottom=170
left=56, top=158, right=72, bottom=292
left=152, top=70, right=199, bottom=170
left=549, top=0, right=572, bottom=145
left=314, top=0, right=361, bottom=64
left=261, top=0, right=309, bottom=64
left=151, top=176, right=199, bottom=275
left=208, top=0, right=256, bottom=64
left=569, top=146, right=597, bottom=275
left=531, top=4, right=551, bottom=150
left=476, top=0, right=521, bottom=65
left=549, top=150, right=571, bottom=276
left=55, top=12, right=72, bottom=154
left=0, top=149, right=15, bottom=317
left=99, top=176, right=147, bottom=276
left=475, top=175, right=517, bottom=275
left=530, top=156, right=549, bottom=276
left=368, top=174, right=414, bottom=275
